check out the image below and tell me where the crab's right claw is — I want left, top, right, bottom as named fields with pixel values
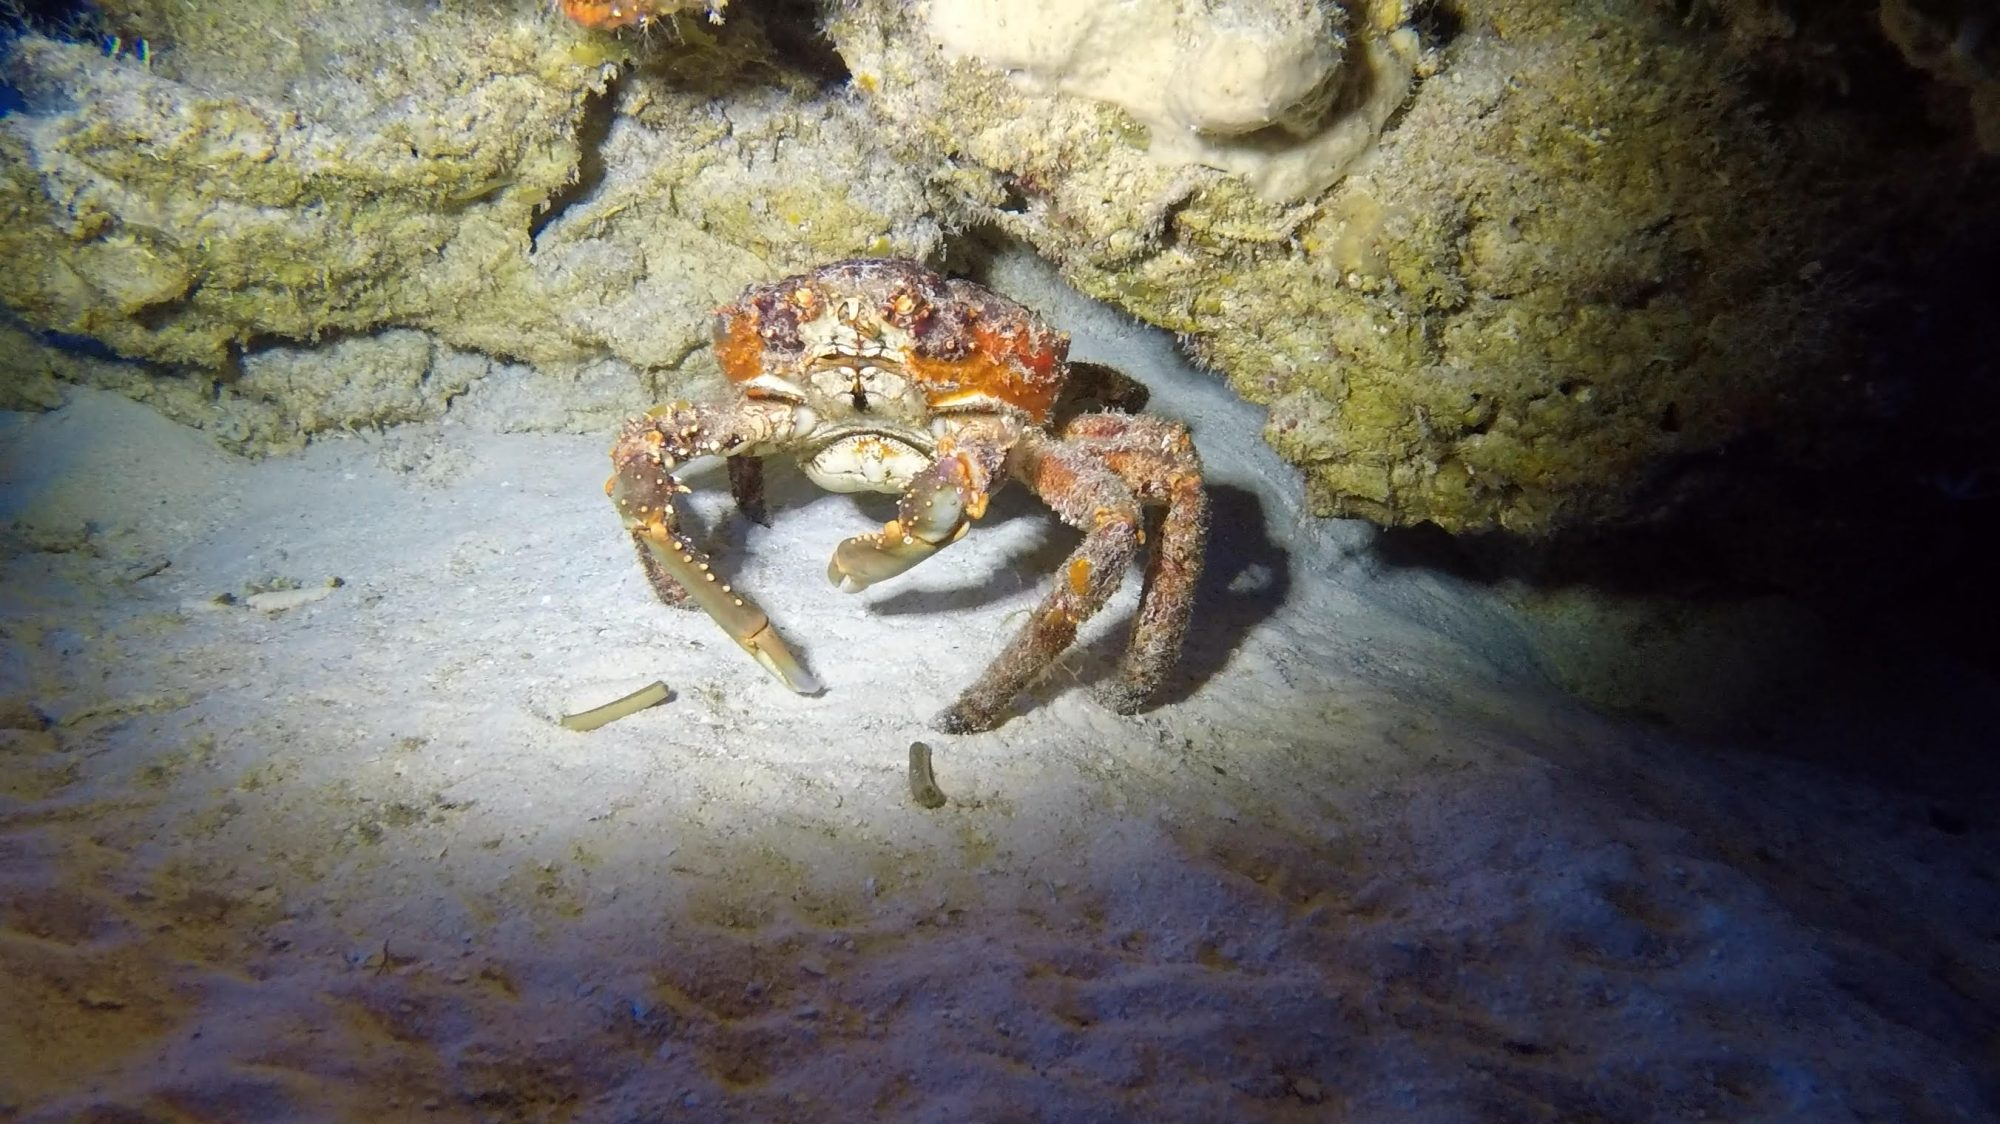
left=632, top=522, right=821, bottom=695
left=828, top=453, right=984, bottom=593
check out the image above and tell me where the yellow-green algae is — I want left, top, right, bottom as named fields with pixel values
left=0, top=0, right=935, bottom=450
left=0, top=0, right=1978, bottom=541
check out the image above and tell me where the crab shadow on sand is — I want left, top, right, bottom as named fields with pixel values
left=851, top=482, right=1291, bottom=710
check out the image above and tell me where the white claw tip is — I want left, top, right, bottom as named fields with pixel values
left=827, top=559, right=869, bottom=593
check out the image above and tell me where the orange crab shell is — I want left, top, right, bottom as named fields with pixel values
left=559, top=0, right=659, bottom=30
left=713, top=306, right=768, bottom=386
left=710, top=260, right=1072, bottom=423
left=907, top=307, right=1066, bottom=421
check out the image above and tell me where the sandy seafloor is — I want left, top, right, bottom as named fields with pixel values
left=2, top=257, right=1997, bottom=1122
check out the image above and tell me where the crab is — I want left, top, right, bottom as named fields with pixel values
left=556, top=0, right=721, bottom=31
left=606, top=258, right=1207, bottom=733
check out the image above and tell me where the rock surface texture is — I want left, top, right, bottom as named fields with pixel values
left=834, top=0, right=1990, bottom=536
left=1, top=0, right=1993, bottom=546
left=1, top=2, right=936, bottom=447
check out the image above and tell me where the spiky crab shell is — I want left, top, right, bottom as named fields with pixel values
left=712, top=259, right=1071, bottom=424
left=558, top=0, right=657, bottom=30
left=558, top=0, right=721, bottom=31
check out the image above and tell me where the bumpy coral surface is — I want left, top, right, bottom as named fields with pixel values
left=0, top=0, right=934, bottom=448
left=831, top=0, right=1978, bottom=536
left=1, top=0, right=1988, bottom=548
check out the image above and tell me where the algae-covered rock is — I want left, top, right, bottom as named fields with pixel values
left=1, top=9, right=601, bottom=370
left=1880, top=0, right=2000, bottom=151
left=831, top=0, right=1972, bottom=536
left=219, top=330, right=488, bottom=452
left=0, top=0, right=1986, bottom=553
left=0, top=0, right=936, bottom=448
left=0, top=322, right=104, bottom=412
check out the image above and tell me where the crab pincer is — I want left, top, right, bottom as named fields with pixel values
left=628, top=517, right=818, bottom=694
left=827, top=449, right=993, bottom=592
left=607, top=404, right=820, bottom=695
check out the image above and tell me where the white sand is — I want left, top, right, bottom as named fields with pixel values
left=2, top=261, right=1995, bottom=1120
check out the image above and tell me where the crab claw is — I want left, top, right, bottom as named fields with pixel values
left=829, top=453, right=985, bottom=592
left=740, top=626, right=820, bottom=695
left=631, top=521, right=821, bottom=694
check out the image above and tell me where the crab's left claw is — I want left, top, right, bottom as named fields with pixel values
left=829, top=451, right=987, bottom=592
left=629, top=520, right=821, bottom=694
left=608, top=402, right=819, bottom=695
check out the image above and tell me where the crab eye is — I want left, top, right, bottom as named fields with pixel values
left=883, top=290, right=930, bottom=331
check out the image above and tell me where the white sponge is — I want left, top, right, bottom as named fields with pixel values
left=926, top=0, right=1416, bottom=201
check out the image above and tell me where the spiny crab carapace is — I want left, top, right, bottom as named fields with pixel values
left=557, top=0, right=716, bottom=32
left=606, top=259, right=1208, bottom=733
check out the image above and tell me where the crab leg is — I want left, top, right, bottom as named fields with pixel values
left=1060, top=413, right=1208, bottom=713
left=608, top=400, right=820, bottom=694
left=934, top=428, right=1145, bottom=734
left=826, top=447, right=997, bottom=592
left=627, top=521, right=816, bottom=692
